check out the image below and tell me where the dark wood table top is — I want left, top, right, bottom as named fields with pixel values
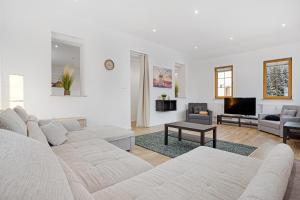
left=284, top=122, right=300, bottom=129
left=165, top=121, right=216, bottom=132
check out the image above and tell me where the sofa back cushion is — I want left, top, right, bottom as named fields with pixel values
left=281, top=105, right=300, bottom=117
left=13, top=106, right=29, bottom=123
left=58, top=157, right=94, bottom=200
left=188, top=103, right=207, bottom=114
left=0, top=129, right=74, bottom=200
left=0, top=108, right=27, bottom=135
left=27, top=120, right=49, bottom=146
left=238, top=144, right=294, bottom=200
left=60, top=119, right=82, bottom=132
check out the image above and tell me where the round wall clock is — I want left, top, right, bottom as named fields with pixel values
left=104, top=59, right=115, bottom=70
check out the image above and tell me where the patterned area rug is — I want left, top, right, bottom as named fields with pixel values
left=135, top=131, right=257, bottom=158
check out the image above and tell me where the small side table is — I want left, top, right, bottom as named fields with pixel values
left=283, top=122, right=300, bottom=143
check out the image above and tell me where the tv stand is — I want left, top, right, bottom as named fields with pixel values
left=217, top=114, right=258, bottom=127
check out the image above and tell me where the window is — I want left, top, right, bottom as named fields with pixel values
left=9, top=75, right=24, bottom=108
left=174, top=63, right=186, bottom=98
left=215, top=65, right=233, bottom=99
left=263, top=58, right=292, bottom=99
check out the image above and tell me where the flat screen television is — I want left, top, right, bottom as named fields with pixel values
left=224, top=98, right=256, bottom=116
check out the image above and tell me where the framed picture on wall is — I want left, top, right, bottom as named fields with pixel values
left=263, top=57, right=292, bottom=99
left=153, top=66, right=172, bottom=88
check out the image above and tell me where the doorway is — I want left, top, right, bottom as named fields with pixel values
left=130, top=51, right=150, bottom=128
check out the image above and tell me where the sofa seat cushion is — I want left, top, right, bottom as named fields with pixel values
left=58, top=157, right=94, bottom=200
left=52, top=139, right=152, bottom=193
left=0, top=129, right=74, bottom=200
left=259, top=120, right=280, bottom=129
left=65, top=126, right=134, bottom=144
left=93, top=146, right=262, bottom=200
left=188, top=114, right=209, bottom=120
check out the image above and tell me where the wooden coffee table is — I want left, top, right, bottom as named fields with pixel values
left=164, top=121, right=217, bottom=148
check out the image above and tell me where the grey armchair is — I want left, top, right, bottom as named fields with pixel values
left=186, top=103, right=213, bottom=125
left=258, top=105, right=300, bottom=137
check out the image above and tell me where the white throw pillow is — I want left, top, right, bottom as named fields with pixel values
left=281, top=109, right=297, bottom=118
left=27, top=121, right=49, bottom=146
left=41, top=122, right=68, bottom=146
left=60, top=119, right=82, bottom=132
left=0, top=108, right=27, bottom=135
left=13, top=106, right=29, bottom=122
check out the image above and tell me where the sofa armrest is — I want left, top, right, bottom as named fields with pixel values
left=207, top=110, right=213, bottom=124
left=186, top=110, right=190, bottom=120
left=207, top=110, right=213, bottom=118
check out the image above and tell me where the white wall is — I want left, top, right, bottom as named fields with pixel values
left=1, top=0, right=189, bottom=128
left=188, top=42, right=300, bottom=116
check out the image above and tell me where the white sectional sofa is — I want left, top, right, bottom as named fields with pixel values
left=0, top=129, right=295, bottom=200
left=0, top=107, right=297, bottom=200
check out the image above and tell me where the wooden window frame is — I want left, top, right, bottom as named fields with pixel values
left=263, top=57, right=292, bottom=100
left=215, top=65, right=233, bottom=99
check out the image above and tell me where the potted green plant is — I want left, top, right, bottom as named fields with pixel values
left=61, top=66, right=74, bottom=96
left=175, top=83, right=179, bottom=98
left=161, top=93, right=167, bottom=100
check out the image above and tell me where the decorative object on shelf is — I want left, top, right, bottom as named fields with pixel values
left=153, top=66, right=172, bottom=88
left=175, top=83, right=179, bottom=97
left=61, top=66, right=74, bottom=96
left=263, top=57, right=292, bottom=99
left=52, top=80, right=63, bottom=88
left=161, top=93, right=167, bottom=100
left=104, top=59, right=115, bottom=70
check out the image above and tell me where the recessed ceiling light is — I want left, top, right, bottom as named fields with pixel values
left=54, top=45, right=59, bottom=48
left=282, top=23, right=286, bottom=28
left=229, top=37, right=234, bottom=41
left=152, top=29, right=157, bottom=33
left=194, top=46, right=199, bottom=50
left=194, top=10, right=199, bottom=15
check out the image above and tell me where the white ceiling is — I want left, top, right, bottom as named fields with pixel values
left=46, top=0, right=300, bottom=58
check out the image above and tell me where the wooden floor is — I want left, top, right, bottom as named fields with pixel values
left=131, top=123, right=300, bottom=166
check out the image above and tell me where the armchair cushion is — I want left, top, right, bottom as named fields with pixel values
left=188, top=103, right=208, bottom=114
left=265, top=115, right=280, bottom=121
left=193, top=106, right=201, bottom=114
left=282, top=109, right=297, bottom=118
left=188, top=114, right=210, bottom=120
